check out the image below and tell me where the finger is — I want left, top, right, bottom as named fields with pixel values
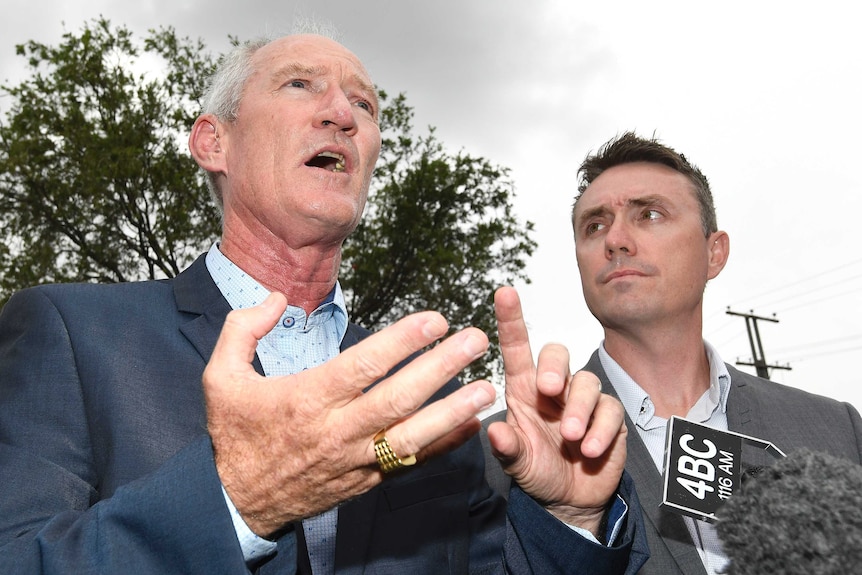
left=485, top=420, right=525, bottom=470
left=559, top=370, right=603, bottom=441
left=567, top=392, right=626, bottom=459
left=374, top=380, right=496, bottom=460
left=415, top=418, right=482, bottom=463
left=356, top=327, right=490, bottom=432
left=535, top=343, right=571, bottom=398
left=204, top=292, right=286, bottom=382
left=494, top=287, right=535, bottom=378
left=579, top=394, right=626, bottom=458
left=311, top=310, right=451, bottom=404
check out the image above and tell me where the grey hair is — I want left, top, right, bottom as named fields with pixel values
left=198, top=19, right=342, bottom=209
left=198, top=38, right=268, bottom=209
left=201, top=39, right=270, bottom=123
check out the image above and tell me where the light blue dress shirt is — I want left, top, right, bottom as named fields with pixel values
left=599, top=340, right=731, bottom=575
left=206, top=243, right=346, bottom=573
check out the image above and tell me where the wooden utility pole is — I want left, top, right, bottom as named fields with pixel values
left=726, top=309, right=792, bottom=379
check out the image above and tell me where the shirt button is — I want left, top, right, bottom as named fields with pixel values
left=282, top=317, right=295, bottom=328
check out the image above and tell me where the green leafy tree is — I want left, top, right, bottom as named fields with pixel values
left=0, top=20, right=536, bottom=381
left=0, top=18, right=220, bottom=299
left=342, top=92, right=536, bottom=381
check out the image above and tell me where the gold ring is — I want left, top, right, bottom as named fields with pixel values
left=373, top=429, right=417, bottom=473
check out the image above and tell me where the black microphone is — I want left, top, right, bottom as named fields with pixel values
left=716, top=448, right=862, bottom=575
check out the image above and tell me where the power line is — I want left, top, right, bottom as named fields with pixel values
left=704, top=315, right=740, bottom=338
left=773, top=343, right=862, bottom=362
left=772, top=284, right=862, bottom=315
left=727, top=258, right=862, bottom=310
left=708, top=318, right=750, bottom=351
left=769, top=333, right=862, bottom=355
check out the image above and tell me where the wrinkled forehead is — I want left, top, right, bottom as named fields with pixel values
left=574, top=162, right=695, bottom=217
left=253, top=34, right=374, bottom=86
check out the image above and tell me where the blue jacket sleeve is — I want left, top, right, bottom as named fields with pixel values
left=503, top=471, right=649, bottom=575
left=0, top=435, right=258, bottom=573
left=0, top=288, right=258, bottom=574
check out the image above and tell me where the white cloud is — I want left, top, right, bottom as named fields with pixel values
left=2, top=0, right=860, bottom=412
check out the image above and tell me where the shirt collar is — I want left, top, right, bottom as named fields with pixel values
left=204, top=241, right=348, bottom=339
left=598, top=339, right=731, bottom=426
left=703, top=339, right=731, bottom=412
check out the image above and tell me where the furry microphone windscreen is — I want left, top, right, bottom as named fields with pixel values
left=716, top=448, right=862, bottom=575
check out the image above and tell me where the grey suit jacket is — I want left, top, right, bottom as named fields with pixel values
left=583, top=351, right=862, bottom=575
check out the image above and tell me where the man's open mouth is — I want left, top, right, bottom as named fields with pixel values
left=305, top=151, right=346, bottom=173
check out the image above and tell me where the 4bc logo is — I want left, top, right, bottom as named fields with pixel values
left=676, top=433, right=736, bottom=502
left=662, top=418, right=785, bottom=522
left=661, top=418, right=743, bottom=522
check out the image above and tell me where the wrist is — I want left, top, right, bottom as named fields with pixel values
left=545, top=503, right=608, bottom=539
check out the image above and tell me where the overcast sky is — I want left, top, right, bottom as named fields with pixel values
left=3, top=1, right=860, bottom=412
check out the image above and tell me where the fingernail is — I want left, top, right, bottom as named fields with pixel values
left=586, top=437, right=603, bottom=456
left=464, top=333, right=488, bottom=360
left=422, top=315, right=448, bottom=339
left=539, top=371, right=562, bottom=389
left=471, top=385, right=495, bottom=410
left=561, top=417, right=583, bottom=439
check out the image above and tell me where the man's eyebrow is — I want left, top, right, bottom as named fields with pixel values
left=628, top=195, right=667, bottom=209
left=576, top=204, right=611, bottom=226
left=271, top=63, right=326, bottom=84
left=575, top=195, right=668, bottom=226
left=352, top=74, right=379, bottom=110
left=269, top=63, right=378, bottom=111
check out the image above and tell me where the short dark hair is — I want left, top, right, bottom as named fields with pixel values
left=574, top=132, right=717, bottom=236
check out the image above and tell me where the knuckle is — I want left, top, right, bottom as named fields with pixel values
left=389, top=427, right=421, bottom=457
left=378, top=385, right=420, bottom=419
left=572, top=371, right=600, bottom=392
left=597, top=393, right=625, bottom=421
left=540, top=342, right=570, bottom=362
left=351, top=351, right=390, bottom=384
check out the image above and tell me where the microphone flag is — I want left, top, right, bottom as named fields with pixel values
left=661, top=416, right=785, bottom=522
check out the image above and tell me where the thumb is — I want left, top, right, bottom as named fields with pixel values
left=206, top=292, right=286, bottom=379
left=486, top=420, right=527, bottom=475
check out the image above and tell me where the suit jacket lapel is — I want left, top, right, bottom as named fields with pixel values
left=584, top=352, right=706, bottom=575
left=174, top=253, right=265, bottom=376
left=726, top=365, right=754, bottom=435
left=724, top=365, right=782, bottom=470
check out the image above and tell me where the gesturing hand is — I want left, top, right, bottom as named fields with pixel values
left=487, top=287, right=627, bottom=536
left=204, top=292, right=497, bottom=537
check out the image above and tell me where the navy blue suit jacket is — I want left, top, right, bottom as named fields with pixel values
left=0, top=256, right=647, bottom=574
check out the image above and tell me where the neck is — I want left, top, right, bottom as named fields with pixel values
left=219, top=229, right=342, bottom=316
left=603, top=318, right=711, bottom=419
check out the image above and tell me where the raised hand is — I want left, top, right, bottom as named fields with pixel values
left=204, top=292, right=497, bottom=536
left=487, top=286, right=628, bottom=535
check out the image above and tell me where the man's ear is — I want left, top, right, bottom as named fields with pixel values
left=188, top=114, right=226, bottom=174
left=707, top=230, right=730, bottom=280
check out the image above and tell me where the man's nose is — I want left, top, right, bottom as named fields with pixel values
left=605, top=221, right=635, bottom=258
left=314, top=88, right=358, bottom=136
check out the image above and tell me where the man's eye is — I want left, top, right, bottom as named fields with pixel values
left=288, top=80, right=307, bottom=89
left=355, top=99, right=375, bottom=117
left=586, top=222, right=606, bottom=235
left=642, top=209, right=662, bottom=221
